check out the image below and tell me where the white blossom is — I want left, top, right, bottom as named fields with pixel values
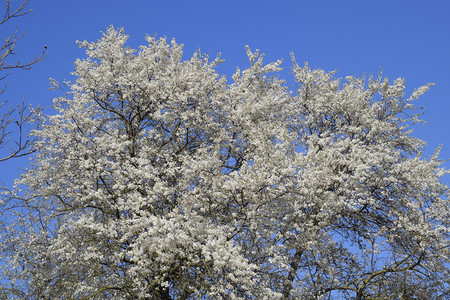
left=1, top=26, right=448, bottom=299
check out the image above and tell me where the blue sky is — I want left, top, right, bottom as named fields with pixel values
left=1, top=0, right=450, bottom=185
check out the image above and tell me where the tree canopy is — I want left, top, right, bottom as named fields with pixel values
left=1, top=27, right=449, bottom=299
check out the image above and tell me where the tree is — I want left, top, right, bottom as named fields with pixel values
left=0, top=0, right=45, bottom=162
left=1, top=27, right=448, bottom=299
left=0, top=2, right=46, bottom=297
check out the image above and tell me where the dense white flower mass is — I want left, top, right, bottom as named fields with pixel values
left=1, top=27, right=448, bottom=299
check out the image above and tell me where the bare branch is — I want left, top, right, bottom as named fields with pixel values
left=0, top=0, right=32, bottom=26
left=0, top=0, right=46, bottom=162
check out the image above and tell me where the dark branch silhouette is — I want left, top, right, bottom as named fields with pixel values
left=0, top=0, right=46, bottom=162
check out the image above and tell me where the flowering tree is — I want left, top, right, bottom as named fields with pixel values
left=1, top=27, right=448, bottom=299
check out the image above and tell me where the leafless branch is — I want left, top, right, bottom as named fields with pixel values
left=0, top=0, right=46, bottom=162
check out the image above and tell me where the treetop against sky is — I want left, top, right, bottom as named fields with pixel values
left=0, top=1, right=449, bottom=299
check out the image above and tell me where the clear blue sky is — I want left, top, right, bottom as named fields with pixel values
left=2, top=0, right=450, bottom=185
